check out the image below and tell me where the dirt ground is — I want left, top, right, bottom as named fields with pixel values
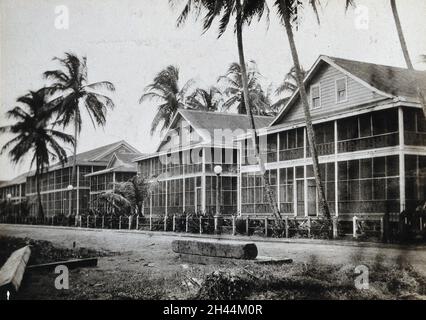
left=1, top=224, right=426, bottom=299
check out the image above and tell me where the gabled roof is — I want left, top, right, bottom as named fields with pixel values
left=107, top=152, right=142, bottom=168
left=85, top=152, right=141, bottom=177
left=154, top=109, right=273, bottom=152
left=0, top=172, right=29, bottom=188
left=49, top=140, right=140, bottom=170
left=270, top=55, right=426, bottom=126
left=330, top=56, right=426, bottom=99
left=89, top=140, right=140, bottom=161
left=179, top=109, right=272, bottom=136
left=20, top=141, right=141, bottom=177
left=2, top=141, right=142, bottom=182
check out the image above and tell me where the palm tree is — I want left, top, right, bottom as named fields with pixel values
left=97, top=175, right=153, bottom=216
left=272, top=1, right=330, bottom=221
left=390, top=0, right=426, bottom=118
left=139, top=65, right=194, bottom=134
left=0, top=88, right=74, bottom=218
left=174, top=0, right=284, bottom=227
left=270, top=65, right=307, bottom=119
left=275, top=66, right=306, bottom=97
left=43, top=52, right=115, bottom=214
left=272, top=0, right=354, bottom=222
left=186, top=86, right=223, bottom=111
left=218, top=61, right=272, bottom=115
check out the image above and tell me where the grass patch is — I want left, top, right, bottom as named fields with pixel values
left=196, top=256, right=426, bottom=300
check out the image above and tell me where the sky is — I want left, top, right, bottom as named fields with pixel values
left=1, top=0, right=426, bottom=180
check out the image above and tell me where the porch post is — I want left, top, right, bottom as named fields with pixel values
left=182, top=167, right=186, bottom=213
left=303, top=128, right=308, bottom=217
left=398, top=107, right=405, bottom=213
left=237, top=143, right=242, bottom=215
left=277, top=164, right=281, bottom=212
left=293, top=166, right=297, bottom=216
left=201, top=147, right=206, bottom=213
left=75, top=166, right=80, bottom=216
left=165, top=180, right=168, bottom=217
left=353, top=216, right=358, bottom=238
left=334, top=120, right=339, bottom=217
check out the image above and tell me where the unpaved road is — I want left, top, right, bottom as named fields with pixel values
left=1, top=223, right=425, bottom=274
left=1, top=224, right=426, bottom=299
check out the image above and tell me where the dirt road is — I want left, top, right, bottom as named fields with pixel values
left=1, top=224, right=426, bottom=299
left=1, top=223, right=425, bottom=273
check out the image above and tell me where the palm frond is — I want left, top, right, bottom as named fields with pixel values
left=85, top=81, right=116, bottom=92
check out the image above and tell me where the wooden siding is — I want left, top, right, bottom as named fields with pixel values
left=278, top=63, right=388, bottom=125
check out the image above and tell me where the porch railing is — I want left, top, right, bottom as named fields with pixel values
left=337, top=132, right=398, bottom=153
left=404, top=131, right=426, bottom=146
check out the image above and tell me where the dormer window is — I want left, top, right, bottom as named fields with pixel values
left=311, top=84, right=321, bottom=109
left=336, top=77, right=347, bottom=102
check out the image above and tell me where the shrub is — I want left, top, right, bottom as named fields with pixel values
left=235, top=218, right=247, bottom=235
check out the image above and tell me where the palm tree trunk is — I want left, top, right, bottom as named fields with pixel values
left=235, top=0, right=283, bottom=228
left=281, top=2, right=331, bottom=223
left=36, top=163, right=44, bottom=219
left=390, top=0, right=426, bottom=118
left=140, top=201, right=144, bottom=217
left=70, top=112, right=78, bottom=216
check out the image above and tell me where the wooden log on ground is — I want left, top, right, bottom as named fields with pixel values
left=0, top=246, right=31, bottom=298
left=27, top=257, right=98, bottom=271
left=172, top=239, right=258, bottom=260
left=178, top=253, right=244, bottom=265
left=254, top=256, right=293, bottom=265
left=178, top=253, right=292, bottom=265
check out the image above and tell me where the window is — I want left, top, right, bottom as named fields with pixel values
left=241, top=170, right=276, bottom=214
left=336, top=78, right=347, bottom=102
left=338, top=156, right=400, bottom=214
left=372, top=109, right=398, bottom=135
left=279, top=167, right=294, bottom=213
left=311, top=84, right=321, bottom=109
left=279, top=128, right=304, bottom=161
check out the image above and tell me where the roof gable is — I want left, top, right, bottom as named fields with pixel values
left=156, top=112, right=203, bottom=152
left=155, top=109, right=273, bottom=153
left=0, top=172, right=28, bottom=188
left=45, top=141, right=140, bottom=173
left=91, top=141, right=140, bottom=162
left=271, top=55, right=426, bottom=127
left=106, top=152, right=140, bottom=168
left=270, top=56, right=390, bottom=126
left=330, top=56, right=426, bottom=99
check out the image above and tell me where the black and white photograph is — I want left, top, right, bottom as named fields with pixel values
left=0, top=0, right=425, bottom=308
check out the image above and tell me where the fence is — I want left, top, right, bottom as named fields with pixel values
left=0, top=214, right=336, bottom=239
left=1, top=212, right=425, bottom=242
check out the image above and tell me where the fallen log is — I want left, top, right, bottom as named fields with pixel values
left=172, top=239, right=258, bottom=260
left=0, top=246, right=31, bottom=299
left=254, top=256, right=293, bottom=265
left=27, top=257, right=98, bottom=271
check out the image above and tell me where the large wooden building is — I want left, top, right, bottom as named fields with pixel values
left=86, top=151, right=141, bottom=214
left=238, top=55, right=426, bottom=220
left=1, top=56, right=425, bottom=223
left=0, top=172, right=28, bottom=216
left=135, top=109, right=272, bottom=216
left=0, top=140, right=141, bottom=217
